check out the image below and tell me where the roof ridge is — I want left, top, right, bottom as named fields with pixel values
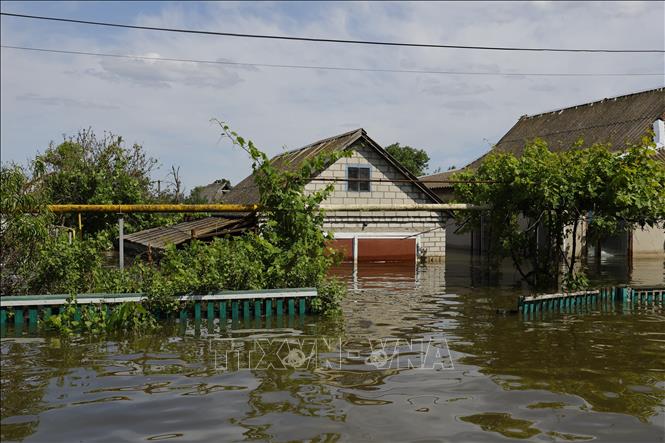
left=520, top=87, right=665, bottom=120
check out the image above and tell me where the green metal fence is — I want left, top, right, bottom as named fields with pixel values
left=518, top=285, right=664, bottom=318
left=0, top=288, right=316, bottom=334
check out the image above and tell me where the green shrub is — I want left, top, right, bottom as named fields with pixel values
left=311, top=278, right=346, bottom=316
left=43, top=295, right=157, bottom=336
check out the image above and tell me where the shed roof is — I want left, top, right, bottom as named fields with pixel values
left=422, top=87, right=665, bottom=189
left=123, top=216, right=253, bottom=250
left=222, top=128, right=441, bottom=204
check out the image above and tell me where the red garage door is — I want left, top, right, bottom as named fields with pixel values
left=328, top=237, right=417, bottom=262
left=358, top=238, right=416, bottom=262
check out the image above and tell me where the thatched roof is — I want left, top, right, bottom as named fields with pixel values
left=422, top=87, right=665, bottom=189
left=222, top=128, right=441, bottom=204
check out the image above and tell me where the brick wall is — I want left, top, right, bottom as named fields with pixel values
left=304, top=141, right=446, bottom=260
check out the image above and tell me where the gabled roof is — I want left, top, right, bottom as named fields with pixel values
left=422, top=87, right=665, bottom=189
left=193, top=179, right=231, bottom=203
left=222, top=128, right=441, bottom=204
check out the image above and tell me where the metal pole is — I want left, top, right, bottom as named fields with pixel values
left=352, top=235, right=358, bottom=290
left=119, top=216, right=124, bottom=270
left=353, top=235, right=358, bottom=267
left=46, top=203, right=483, bottom=213
left=48, top=203, right=260, bottom=213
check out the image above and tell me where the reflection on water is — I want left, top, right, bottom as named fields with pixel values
left=1, top=250, right=664, bottom=442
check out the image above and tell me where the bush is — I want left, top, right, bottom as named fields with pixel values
left=311, top=278, right=346, bottom=316
left=43, top=296, right=157, bottom=336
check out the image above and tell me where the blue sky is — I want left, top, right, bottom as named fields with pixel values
left=2, top=1, right=664, bottom=191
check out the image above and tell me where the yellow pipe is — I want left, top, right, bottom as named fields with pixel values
left=47, top=203, right=483, bottom=214
left=47, top=204, right=259, bottom=213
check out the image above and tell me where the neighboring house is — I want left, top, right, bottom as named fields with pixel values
left=422, top=87, right=665, bottom=257
left=223, top=128, right=447, bottom=263
left=190, top=179, right=232, bottom=203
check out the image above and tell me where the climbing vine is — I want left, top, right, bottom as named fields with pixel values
left=454, top=138, right=665, bottom=290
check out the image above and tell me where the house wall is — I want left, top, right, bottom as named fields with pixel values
left=304, top=140, right=446, bottom=260
left=563, top=219, right=588, bottom=259
left=631, top=224, right=665, bottom=256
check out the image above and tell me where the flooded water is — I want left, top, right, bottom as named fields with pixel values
left=2, top=250, right=664, bottom=442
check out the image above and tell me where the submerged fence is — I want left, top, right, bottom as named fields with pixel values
left=0, top=288, right=317, bottom=334
left=518, top=285, right=664, bottom=317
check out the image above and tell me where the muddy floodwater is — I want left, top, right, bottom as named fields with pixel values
left=1, top=250, right=664, bottom=442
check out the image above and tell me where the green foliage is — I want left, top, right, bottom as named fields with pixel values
left=561, top=271, right=590, bottom=292
left=1, top=129, right=186, bottom=296
left=42, top=297, right=80, bottom=335
left=0, top=165, right=53, bottom=294
left=385, top=142, right=430, bottom=176
left=454, top=138, right=665, bottom=289
left=187, top=186, right=209, bottom=203
left=311, top=278, right=346, bottom=316
left=106, top=303, right=158, bottom=334
left=29, top=234, right=107, bottom=295
left=136, top=238, right=269, bottom=314
left=26, top=129, right=188, bottom=237
left=43, top=295, right=157, bottom=336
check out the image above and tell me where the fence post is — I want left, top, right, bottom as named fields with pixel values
left=119, top=216, right=125, bottom=270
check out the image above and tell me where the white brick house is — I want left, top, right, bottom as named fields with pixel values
left=223, top=129, right=447, bottom=262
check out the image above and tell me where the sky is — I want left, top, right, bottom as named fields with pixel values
left=1, top=1, right=664, bottom=192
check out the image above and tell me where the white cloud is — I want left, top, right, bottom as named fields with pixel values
left=1, top=1, right=663, bottom=189
left=83, top=56, right=246, bottom=89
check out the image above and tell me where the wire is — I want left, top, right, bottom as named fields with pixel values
left=2, top=45, right=663, bottom=77
left=2, top=12, right=664, bottom=53
left=310, top=177, right=498, bottom=184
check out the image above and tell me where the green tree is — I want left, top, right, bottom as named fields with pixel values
left=454, top=138, right=665, bottom=289
left=0, top=165, right=52, bottom=294
left=30, top=129, right=159, bottom=235
left=0, top=164, right=106, bottom=295
left=385, top=143, right=430, bottom=176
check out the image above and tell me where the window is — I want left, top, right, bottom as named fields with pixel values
left=347, top=166, right=371, bottom=192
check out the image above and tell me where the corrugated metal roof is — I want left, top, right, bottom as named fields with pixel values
left=422, top=88, right=665, bottom=189
left=223, top=128, right=441, bottom=204
left=124, top=216, right=252, bottom=250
